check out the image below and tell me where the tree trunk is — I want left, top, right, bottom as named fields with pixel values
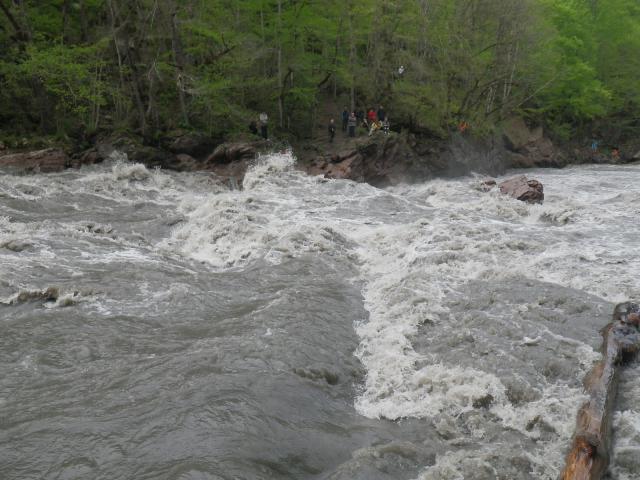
left=560, top=303, right=640, bottom=480
left=0, top=0, right=29, bottom=41
left=170, top=10, right=189, bottom=126
left=277, top=0, right=284, bottom=128
left=61, top=0, right=70, bottom=44
left=347, top=1, right=355, bottom=112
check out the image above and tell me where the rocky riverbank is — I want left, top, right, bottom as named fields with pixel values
left=1, top=117, right=638, bottom=186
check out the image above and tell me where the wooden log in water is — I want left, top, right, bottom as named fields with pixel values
left=560, top=302, right=640, bottom=480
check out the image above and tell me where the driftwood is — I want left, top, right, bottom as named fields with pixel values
left=560, top=302, right=640, bottom=480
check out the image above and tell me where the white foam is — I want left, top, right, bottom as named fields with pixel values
left=155, top=154, right=640, bottom=477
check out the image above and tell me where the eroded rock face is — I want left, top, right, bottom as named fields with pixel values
left=307, top=133, right=427, bottom=186
left=0, top=148, right=72, bottom=173
left=498, top=175, right=544, bottom=204
left=206, top=143, right=257, bottom=164
left=502, top=117, right=565, bottom=168
left=165, top=131, right=216, bottom=159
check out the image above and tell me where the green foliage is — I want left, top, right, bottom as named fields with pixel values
left=0, top=0, right=638, bottom=141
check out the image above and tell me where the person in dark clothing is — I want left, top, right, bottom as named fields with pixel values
left=259, top=112, right=268, bottom=139
left=341, top=107, right=349, bottom=133
left=377, top=106, right=386, bottom=122
left=249, top=120, right=258, bottom=135
left=328, top=119, right=336, bottom=143
left=348, top=112, right=357, bottom=138
left=356, top=109, right=365, bottom=128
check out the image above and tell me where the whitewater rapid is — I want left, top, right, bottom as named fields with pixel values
left=1, top=154, right=638, bottom=479
left=164, top=153, right=638, bottom=478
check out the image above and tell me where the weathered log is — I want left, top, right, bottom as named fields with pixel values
left=560, top=302, right=640, bottom=480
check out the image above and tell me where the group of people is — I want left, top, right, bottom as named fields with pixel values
left=249, top=112, right=269, bottom=139
left=328, top=106, right=390, bottom=143
left=591, top=139, right=621, bottom=160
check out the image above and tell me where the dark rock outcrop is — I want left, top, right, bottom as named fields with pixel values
left=164, top=131, right=216, bottom=159
left=78, top=135, right=202, bottom=172
left=502, top=117, right=566, bottom=168
left=0, top=148, right=76, bottom=173
left=498, top=176, right=544, bottom=204
left=74, top=135, right=270, bottom=183
left=206, top=142, right=258, bottom=164
left=307, top=133, right=433, bottom=186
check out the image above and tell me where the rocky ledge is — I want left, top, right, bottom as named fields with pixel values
left=1, top=117, right=637, bottom=187
left=0, top=148, right=92, bottom=173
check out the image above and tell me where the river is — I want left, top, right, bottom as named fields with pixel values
left=1, top=154, right=638, bottom=479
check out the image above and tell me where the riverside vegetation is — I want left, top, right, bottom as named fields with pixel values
left=0, top=0, right=639, bottom=154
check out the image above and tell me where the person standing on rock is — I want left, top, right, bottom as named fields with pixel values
left=367, top=108, right=377, bottom=124
left=611, top=147, right=620, bottom=161
left=348, top=112, right=357, bottom=138
left=356, top=109, right=365, bottom=128
left=259, top=112, right=268, bottom=139
left=377, top=105, right=386, bottom=123
left=382, top=117, right=390, bottom=135
left=341, top=107, right=349, bottom=133
left=328, top=119, right=336, bottom=143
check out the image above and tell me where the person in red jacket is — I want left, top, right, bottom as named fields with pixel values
left=367, top=108, right=377, bottom=124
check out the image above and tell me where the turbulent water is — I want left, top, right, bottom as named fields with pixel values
left=1, top=153, right=638, bottom=480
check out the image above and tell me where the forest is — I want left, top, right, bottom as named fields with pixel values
left=0, top=0, right=639, bottom=147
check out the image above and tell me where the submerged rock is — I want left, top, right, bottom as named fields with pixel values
left=498, top=176, right=544, bottom=204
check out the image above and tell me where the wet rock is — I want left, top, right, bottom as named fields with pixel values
left=77, top=148, right=102, bottom=165
left=293, top=367, right=340, bottom=385
left=165, top=131, right=216, bottom=159
left=525, top=415, right=556, bottom=434
left=472, top=393, right=494, bottom=409
left=307, top=133, right=427, bottom=186
left=206, top=142, right=257, bottom=164
left=627, top=312, right=640, bottom=328
left=480, top=178, right=496, bottom=192
left=2, top=287, right=60, bottom=305
left=498, top=175, right=544, bottom=204
left=175, top=153, right=199, bottom=170
left=0, top=148, right=71, bottom=173
left=0, top=239, right=32, bottom=252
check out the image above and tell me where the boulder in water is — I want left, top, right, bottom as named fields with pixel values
left=0, top=148, right=71, bottom=173
left=480, top=178, right=497, bottom=192
left=498, top=175, right=544, bottom=204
